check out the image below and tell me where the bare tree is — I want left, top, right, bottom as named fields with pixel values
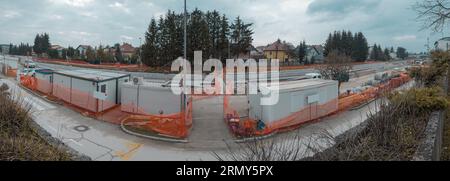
left=318, top=51, right=353, bottom=93
left=413, top=0, right=450, bottom=32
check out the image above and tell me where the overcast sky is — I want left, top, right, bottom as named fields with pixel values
left=0, top=0, right=448, bottom=53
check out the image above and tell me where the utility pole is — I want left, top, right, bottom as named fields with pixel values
left=184, top=0, right=187, bottom=60
left=228, top=38, right=231, bottom=59
left=181, top=0, right=187, bottom=114
left=139, top=37, right=142, bottom=66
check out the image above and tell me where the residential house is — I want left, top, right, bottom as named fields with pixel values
left=305, top=45, right=325, bottom=64
left=435, top=37, right=450, bottom=51
left=263, top=39, right=293, bottom=62
left=0, top=44, right=10, bottom=54
left=50, top=45, right=65, bottom=57
left=77, top=45, right=92, bottom=58
left=76, top=45, right=92, bottom=57
left=389, top=52, right=398, bottom=60
left=120, top=43, right=136, bottom=61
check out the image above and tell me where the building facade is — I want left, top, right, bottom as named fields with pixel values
left=263, top=40, right=292, bottom=62
left=435, top=37, right=450, bottom=51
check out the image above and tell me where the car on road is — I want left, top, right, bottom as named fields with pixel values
left=305, top=73, right=322, bottom=79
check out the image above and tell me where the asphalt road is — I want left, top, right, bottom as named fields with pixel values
left=8, top=55, right=408, bottom=82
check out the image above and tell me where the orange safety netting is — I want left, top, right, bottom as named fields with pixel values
left=120, top=98, right=193, bottom=139
left=33, top=58, right=147, bottom=71
left=224, top=73, right=412, bottom=137
left=20, top=75, right=37, bottom=90
left=20, top=75, right=193, bottom=139
left=338, top=73, right=411, bottom=112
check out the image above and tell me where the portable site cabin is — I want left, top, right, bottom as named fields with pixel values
left=35, top=69, right=54, bottom=94
left=248, top=79, right=339, bottom=126
left=121, top=80, right=183, bottom=115
left=52, top=70, right=130, bottom=113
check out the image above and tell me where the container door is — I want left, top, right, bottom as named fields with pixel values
left=307, top=94, right=319, bottom=120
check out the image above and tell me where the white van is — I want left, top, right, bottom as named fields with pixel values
left=305, top=73, right=322, bottom=79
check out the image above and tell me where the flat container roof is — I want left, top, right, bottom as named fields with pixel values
left=260, top=79, right=338, bottom=92
left=54, top=69, right=130, bottom=82
left=35, top=69, right=54, bottom=75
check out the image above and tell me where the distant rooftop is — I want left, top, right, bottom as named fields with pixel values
left=264, top=39, right=290, bottom=51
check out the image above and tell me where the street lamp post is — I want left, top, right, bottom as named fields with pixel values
left=139, top=37, right=142, bottom=66
left=181, top=0, right=187, bottom=114
left=228, top=38, right=231, bottom=59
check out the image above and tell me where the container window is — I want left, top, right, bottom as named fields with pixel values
left=100, top=84, right=107, bottom=93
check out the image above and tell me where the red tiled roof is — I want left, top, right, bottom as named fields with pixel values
left=264, top=40, right=289, bottom=51
left=120, top=43, right=135, bottom=53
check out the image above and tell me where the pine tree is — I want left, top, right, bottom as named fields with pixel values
left=298, top=41, right=307, bottom=64
left=33, top=34, right=41, bottom=55
left=206, top=10, right=221, bottom=59
left=187, top=8, right=211, bottom=60
left=370, top=44, right=377, bottom=60
left=218, top=14, right=230, bottom=61
left=85, top=47, right=96, bottom=63
left=114, top=44, right=123, bottom=63
left=140, top=9, right=252, bottom=66
left=43, top=33, right=50, bottom=54
left=397, top=47, right=407, bottom=60
left=324, top=33, right=333, bottom=57
left=230, top=16, right=253, bottom=58
left=377, top=45, right=384, bottom=61
left=357, top=32, right=369, bottom=61
left=384, top=48, right=391, bottom=61
left=325, top=31, right=368, bottom=61
left=142, top=18, right=159, bottom=66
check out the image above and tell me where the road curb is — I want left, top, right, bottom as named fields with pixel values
left=120, top=120, right=189, bottom=143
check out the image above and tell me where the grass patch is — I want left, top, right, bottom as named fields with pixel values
left=0, top=83, right=72, bottom=161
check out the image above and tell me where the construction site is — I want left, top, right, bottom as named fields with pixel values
left=0, top=54, right=413, bottom=160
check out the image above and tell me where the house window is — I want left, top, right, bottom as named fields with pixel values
left=100, top=84, right=107, bottom=93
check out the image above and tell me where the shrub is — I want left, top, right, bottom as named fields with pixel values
left=389, top=87, right=448, bottom=113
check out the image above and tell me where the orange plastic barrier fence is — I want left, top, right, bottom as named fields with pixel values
left=121, top=99, right=193, bottom=138
left=6, top=69, right=17, bottom=77
left=224, top=73, right=412, bottom=137
left=20, top=76, right=193, bottom=139
left=20, top=75, right=37, bottom=90
left=338, top=73, right=411, bottom=112
left=33, top=58, right=145, bottom=70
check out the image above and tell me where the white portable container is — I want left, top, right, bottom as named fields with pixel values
left=35, top=69, right=54, bottom=94
left=249, top=79, right=339, bottom=124
left=121, top=81, right=183, bottom=115
left=52, top=69, right=130, bottom=113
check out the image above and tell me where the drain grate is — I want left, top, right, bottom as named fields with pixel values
left=74, top=125, right=89, bottom=132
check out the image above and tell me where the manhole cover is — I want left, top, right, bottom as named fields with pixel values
left=74, top=125, right=89, bottom=132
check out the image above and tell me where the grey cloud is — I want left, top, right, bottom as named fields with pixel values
left=0, top=0, right=439, bottom=53
left=307, top=0, right=381, bottom=16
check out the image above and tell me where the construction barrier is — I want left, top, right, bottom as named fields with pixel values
left=20, top=75, right=37, bottom=91
left=33, top=58, right=147, bottom=72
left=20, top=75, right=193, bottom=139
left=338, top=73, right=411, bottom=112
left=120, top=98, right=193, bottom=139
left=224, top=73, right=412, bottom=137
left=1, top=65, right=17, bottom=78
